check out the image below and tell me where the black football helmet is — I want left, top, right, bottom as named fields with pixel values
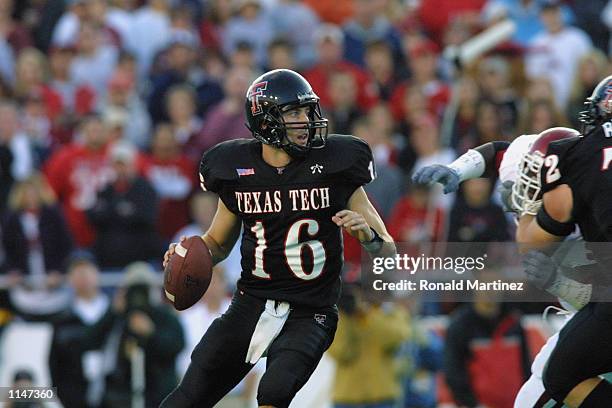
left=579, top=75, right=612, bottom=134
left=245, top=69, right=328, bottom=157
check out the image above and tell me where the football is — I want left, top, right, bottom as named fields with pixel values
left=163, top=236, right=213, bottom=311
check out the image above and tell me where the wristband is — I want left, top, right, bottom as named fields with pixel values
left=448, top=149, right=486, bottom=181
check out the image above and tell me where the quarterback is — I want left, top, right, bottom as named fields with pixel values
left=160, top=69, right=393, bottom=407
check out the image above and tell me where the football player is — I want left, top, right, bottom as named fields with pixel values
left=412, top=128, right=592, bottom=408
left=515, top=75, right=612, bottom=407
left=159, top=69, right=394, bottom=408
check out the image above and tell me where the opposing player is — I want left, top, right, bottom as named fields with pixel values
left=515, top=75, right=612, bottom=407
left=412, top=128, right=587, bottom=408
left=159, top=69, right=393, bottom=407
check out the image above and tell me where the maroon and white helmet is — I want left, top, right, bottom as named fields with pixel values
left=512, top=127, right=580, bottom=215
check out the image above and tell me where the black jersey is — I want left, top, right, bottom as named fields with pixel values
left=199, top=134, right=375, bottom=307
left=540, top=123, right=612, bottom=242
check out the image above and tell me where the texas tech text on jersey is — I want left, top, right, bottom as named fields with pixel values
left=199, top=134, right=375, bottom=307
left=234, top=187, right=330, bottom=214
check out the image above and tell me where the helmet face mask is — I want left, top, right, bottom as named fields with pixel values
left=512, top=127, right=580, bottom=215
left=245, top=69, right=329, bottom=158
left=578, top=75, right=612, bottom=134
left=513, top=150, right=545, bottom=215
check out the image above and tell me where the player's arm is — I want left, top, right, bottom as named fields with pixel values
left=202, top=199, right=241, bottom=265
left=163, top=199, right=240, bottom=268
left=516, top=184, right=574, bottom=252
left=334, top=187, right=395, bottom=255
left=412, top=141, right=509, bottom=193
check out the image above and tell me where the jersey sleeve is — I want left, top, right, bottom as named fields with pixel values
left=334, top=135, right=375, bottom=186
left=539, top=138, right=579, bottom=195
left=198, top=142, right=239, bottom=194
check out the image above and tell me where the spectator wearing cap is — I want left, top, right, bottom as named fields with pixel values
left=223, top=0, right=273, bottom=69
left=100, top=70, right=150, bottom=149
left=525, top=0, right=592, bottom=109
left=197, top=66, right=253, bottom=153
left=2, top=172, right=73, bottom=288
left=44, top=114, right=113, bottom=248
left=342, top=0, right=403, bottom=68
left=140, top=123, right=196, bottom=241
left=268, top=0, right=320, bottom=69
left=86, top=141, right=160, bottom=269
left=390, top=38, right=450, bottom=122
left=128, top=0, right=172, bottom=77
left=305, top=24, right=378, bottom=111
left=49, top=254, right=110, bottom=408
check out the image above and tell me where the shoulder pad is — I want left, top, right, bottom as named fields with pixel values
left=317, top=134, right=375, bottom=185
left=199, top=139, right=254, bottom=193
left=540, top=136, right=582, bottom=194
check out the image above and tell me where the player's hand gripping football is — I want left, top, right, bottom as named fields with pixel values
left=333, top=210, right=373, bottom=242
left=163, top=235, right=186, bottom=269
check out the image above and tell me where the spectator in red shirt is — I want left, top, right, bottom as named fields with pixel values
left=387, top=184, right=445, bottom=243
left=140, top=123, right=195, bottom=242
left=418, top=0, right=486, bottom=44
left=304, top=24, right=378, bottom=111
left=390, top=38, right=450, bottom=121
left=44, top=114, right=113, bottom=248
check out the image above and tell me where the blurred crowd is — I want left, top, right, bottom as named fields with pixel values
left=0, top=0, right=611, bottom=407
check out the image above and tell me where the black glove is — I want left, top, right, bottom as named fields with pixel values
left=522, top=250, right=558, bottom=290
left=411, top=165, right=460, bottom=194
